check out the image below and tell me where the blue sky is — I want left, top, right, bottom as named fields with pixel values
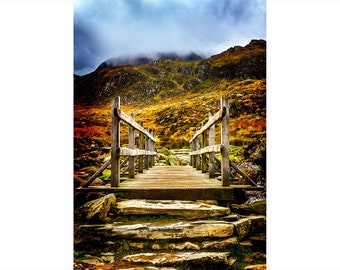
left=74, top=0, right=266, bottom=75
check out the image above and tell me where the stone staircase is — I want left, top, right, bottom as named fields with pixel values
left=74, top=199, right=266, bottom=270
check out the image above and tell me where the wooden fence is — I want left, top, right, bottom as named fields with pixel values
left=81, top=95, right=258, bottom=189
left=189, top=96, right=230, bottom=186
left=111, top=97, right=157, bottom=186
left=81, top=96, right=156, bottom=188
left=189, top=96, right=258, bottom=187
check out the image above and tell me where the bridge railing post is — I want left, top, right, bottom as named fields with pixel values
left=150, top=130, right=155, bottom=167
left=221, top=96, right=230, bottom=186
left=111, top=96, right=120, bottom=187
left=190, top=141, right=194, bottom=167
left=201, top=123, right=207, bottom=173
left=128, top=112, right=135, bottom=178
left=195, top=137, right=201, bottom=170
left=145, top=129, right=149, bottom=170
left=138, top=122, right=144, bottom=173
left=208, top=111, right=215, bottom=178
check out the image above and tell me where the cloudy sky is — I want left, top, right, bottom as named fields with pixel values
left=74, top=0, right=266, bottom=75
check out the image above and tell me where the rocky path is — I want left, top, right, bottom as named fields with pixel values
left=74, top=196, right=266, bottom=269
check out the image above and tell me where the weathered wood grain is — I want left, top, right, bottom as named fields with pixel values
left=128, top=112, right=135, bottom=178
left=220, top=96, right=230, bottom=187
left=115, top=108, right=156, bottom=142
left=189, top=107, right=226, bottom=143
left=119, top=147, right=156, bottom=156
left=111, top=96, right=120, bottom=187
left=77, top=166, right=233, bottom=201
left=209, top=111, right=216, bottom=178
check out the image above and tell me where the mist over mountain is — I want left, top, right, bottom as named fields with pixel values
left=96, top=52, right=204, bottom=71
left=74, top=39, right=266, bottom=104
left=74, top=0, right=266, bottom=75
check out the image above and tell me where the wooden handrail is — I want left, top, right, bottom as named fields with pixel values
left=111, top=96, right=156, bottom=187
left=115, top=108, right=156, bottom=142
left=189, top=96, right=230, bottom=186
left=189, top=107, right=226, bottom=143
left=189, top=144, right=222, bottom=156
left=119, top=147, right=157, bottom=156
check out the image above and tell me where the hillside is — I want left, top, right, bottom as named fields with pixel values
left=74, top=39, right=266, bottom=179
left=96, top=51, right=203, bottom=71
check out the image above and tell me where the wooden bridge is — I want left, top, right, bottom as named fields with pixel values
left=76, top=96, right=262, bottom=202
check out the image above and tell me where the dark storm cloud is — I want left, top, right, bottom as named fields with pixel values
left=74, top=0, right=266, bottom=75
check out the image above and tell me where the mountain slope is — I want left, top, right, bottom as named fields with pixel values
left=96, top=51, right=203, bottom=71
left=74, top=39, right=266, bottom=177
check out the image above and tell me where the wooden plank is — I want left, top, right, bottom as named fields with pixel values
left=118, top=188, right=233, bottom=200
left=151, top=131, right=155, bottom=166
left=115, top=108, right=156, bottom=142
left=138, top=123, right=144, bottom=173
left=191, top=137, right=197, bottom=168
left=111, top=97, right=120, bottom=187
left=128, top=112, right=135, bottom=178
left=230, top=160, right=258, bottom=186
left=189, top=107, right=226, bottom=143
left=82, top=158, right=111, bottom=188
left=190, top=144, right=221, bottom=155
left=119, top=147, right=156, bottom=156
left=208, top=111, right=215, bottom=178
left=76, top=187, right=233, bottom=201
left=120, top=156, right=129, bottom=168
left=195, top=137, right=200, bottom=169
left=145, top=130, right=149, bottom=170
left=201, top=127, right=207, bottom=173
left=220, top=96, right=230, bottom=187
left=77, top=165, right=235, bottom=200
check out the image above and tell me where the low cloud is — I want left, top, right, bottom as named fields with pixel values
left=74, top=0, right=266, bottom=75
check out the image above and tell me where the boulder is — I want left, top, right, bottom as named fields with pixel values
left=231, top=202, right=266, bottom=215
left=230, top=204, right=254, bottom=215
left=75, top=193, right=116, bottom=222
left=248, top=215, right=266, bottom=235
left=249, top=201, right=266, bottom=215
left=232, top=218, right=251, bottom=240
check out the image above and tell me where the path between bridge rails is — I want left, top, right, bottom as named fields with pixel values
left=77, top=165, right=234, bottom=201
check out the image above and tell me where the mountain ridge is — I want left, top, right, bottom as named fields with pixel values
left=74, top=39, right=266, bottom=106
left=96, top=51, right=204, bottom=71
left=74, top=39, right=266, bottom=177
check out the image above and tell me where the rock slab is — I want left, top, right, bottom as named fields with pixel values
left=122, top=252, right=230, bottom=266
left=116, top=199, right=230, bottom=219
left=78, top=220, right=234, bottom=240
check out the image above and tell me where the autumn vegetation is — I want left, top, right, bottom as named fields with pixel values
left=74, top=39, right=266, bottom=178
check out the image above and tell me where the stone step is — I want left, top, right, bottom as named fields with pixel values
left=121, top=251, right=231, bottom=267
left=77, top=220, right=234, bottom=241
left=125, top=237, right=239, bottom=252
left=115, top=199, right=230, bottom=219
left=117, top=267, right=177, bottom=270
left=75, top=216, right=265, bottom=251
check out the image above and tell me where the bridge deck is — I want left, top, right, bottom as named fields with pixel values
left=77, top=166, right=234, bottom=201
